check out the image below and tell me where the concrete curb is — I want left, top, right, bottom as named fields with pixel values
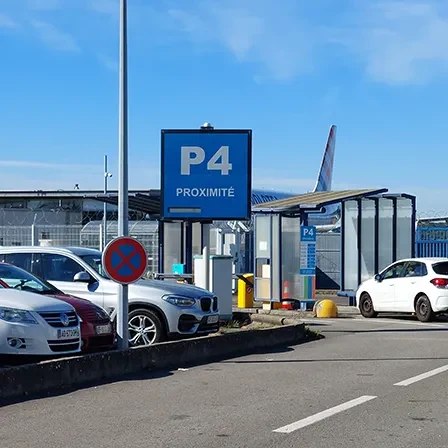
left=233, top=306, right=360, bottom=318
left=250, top=314, right=299, bottom=326
left=0, top=323, right=306, bottom=403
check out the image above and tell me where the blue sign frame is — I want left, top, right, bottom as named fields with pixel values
left=161, top=128, right=252, bottom=220
left=300, top=226, right=316, bottom=275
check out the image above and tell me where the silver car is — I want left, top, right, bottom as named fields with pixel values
left=0, top=246, right=220, bottom=346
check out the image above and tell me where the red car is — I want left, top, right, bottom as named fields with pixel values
left=0, top=262, right=116, bottom=352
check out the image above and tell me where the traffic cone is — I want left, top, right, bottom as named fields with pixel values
left=281, top=280, right=294, bottom=309
left=283, top=281, right=291, bottom=299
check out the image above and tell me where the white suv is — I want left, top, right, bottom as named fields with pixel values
left=0, top=246, right=220, bottom=346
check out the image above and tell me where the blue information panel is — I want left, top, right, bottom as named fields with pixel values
left=300, top=226, right=317, bottom=275
left=161, top=129, right=252, bottom=220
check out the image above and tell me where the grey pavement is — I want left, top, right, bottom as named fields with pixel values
left=2, top=316, right=448, bottom=447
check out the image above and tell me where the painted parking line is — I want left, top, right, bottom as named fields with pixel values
left=349, top=318, right=448, bottom=327
left=300, top=317, right=448, bottom=328
left=394, top=364, right=448, bottom=387
left=272, top=395, right=377, bottom=434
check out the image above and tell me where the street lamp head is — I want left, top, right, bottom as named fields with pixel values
left=200, top=122, right=214, bottom=130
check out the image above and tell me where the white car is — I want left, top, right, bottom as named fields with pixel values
left=0, top=288, right=81, bottom=356
left=356, top=257, right=448, bottom=322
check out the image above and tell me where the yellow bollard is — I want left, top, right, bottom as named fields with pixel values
left=315, top=299, right=338, bottom=318
left=237, top=274, right=254, bottom=308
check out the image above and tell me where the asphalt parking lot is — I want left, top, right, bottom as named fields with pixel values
left=2, top=314, right=448, bottom=447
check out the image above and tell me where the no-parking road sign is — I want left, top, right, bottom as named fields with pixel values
left=102, top=236, right=148, bottom=285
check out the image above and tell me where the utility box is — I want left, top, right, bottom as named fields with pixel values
left=194, top=255, right=233, bottom=320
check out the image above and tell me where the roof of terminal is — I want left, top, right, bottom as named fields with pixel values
left=0, top=188, right=409, bottom=217
left=0, top=190, right=161, bottom=215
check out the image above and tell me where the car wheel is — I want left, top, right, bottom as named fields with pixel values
left=415, top=295, right=434, bottom=322
left=359, top=292, right=378, bottom=318
left=128, top=308, right=166, bottom=347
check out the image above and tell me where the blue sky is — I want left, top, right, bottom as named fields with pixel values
left=0, top=0, right=447, bottom=216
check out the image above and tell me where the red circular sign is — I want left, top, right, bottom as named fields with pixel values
left=102, top=237, right=148, bottom=285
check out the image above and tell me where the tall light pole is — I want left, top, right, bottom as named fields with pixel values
left=103, top=154, right=113, bottom=250
left=117, top=0, right=129, bottom=350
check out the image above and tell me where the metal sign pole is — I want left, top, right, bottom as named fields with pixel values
left=103, top=154, right=108, bottom=250
left=202, top=222, right=210, bottom=290
left=117, top=0, right=129, bottom=350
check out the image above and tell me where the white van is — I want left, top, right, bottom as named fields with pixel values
left=0, top=246, right=220, bottom=347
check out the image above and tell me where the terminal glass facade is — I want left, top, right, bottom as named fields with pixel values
left=341, top=195, right=416, bottom=292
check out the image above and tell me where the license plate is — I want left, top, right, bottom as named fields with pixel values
left=96, top=324, right=112, bottom=335
left=207, top=315, right=219, bottom=324
left=57, top=328, right=80, bottom=339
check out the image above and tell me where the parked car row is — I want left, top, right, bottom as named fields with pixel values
left=0, top=262, right=116, bottom=357
left=0, top=245, right=220, bottom=359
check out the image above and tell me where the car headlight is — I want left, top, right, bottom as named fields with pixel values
left=163, top=295, right=196, bottom=307
left=0, top=307, right=38, bottom=324
left=93, top=305, right=110, bottom=320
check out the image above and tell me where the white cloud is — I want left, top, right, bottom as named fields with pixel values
left=5, top=0, right=448, bottom=85
left=332, top=1, right=448, bottom=84
left=0, top=13, right=18, bottom=29
left=167, top=0, right=315, bottom=81
left=27, top=0, right=61, bottom=10
left=253, top=175, right=315, bottom=193
left=98, top=53, right=118, bottom=72
left=164, top=0, right=448, bottom=85
left=0, top=160, right=100, bottom=171
left=89, top=0, right=118, bottom=17
left=31, top=19, right=80, bottom=52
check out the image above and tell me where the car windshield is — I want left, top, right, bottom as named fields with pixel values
left=0, top=264, right=59, bottom=294
left=79, top=254, right=111, bottom=279
left=432, top=262, right=448, bottom=275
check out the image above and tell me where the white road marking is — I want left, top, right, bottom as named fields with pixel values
left=348, top=318, right=448, bottom=327
left=394, top=364, right=448, bottom=386
left=272, top=395, right=377, bottom=434
left=300, top=317, right=448, bottom=328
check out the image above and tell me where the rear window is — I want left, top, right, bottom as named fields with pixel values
left=432, top=262, right=448, bottom=275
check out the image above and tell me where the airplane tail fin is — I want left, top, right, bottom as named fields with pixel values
left=313, top=125, right=337, bottom=192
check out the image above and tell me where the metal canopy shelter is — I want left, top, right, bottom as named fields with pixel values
left=251, top=188, right=391, bottom=309
left=252, top=188, right=389, bottom=215
left=340, top=192, right=417, bottom=296
left=0, top=190, right=162, bottom=216
left=93, top=192, right=160, bottom=216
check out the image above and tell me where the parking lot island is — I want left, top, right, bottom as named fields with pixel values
left=0, top=323, right=306, bottom=403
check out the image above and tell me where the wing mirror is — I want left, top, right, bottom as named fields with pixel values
left=74, top=272, right=91, bottom=283
left=374, top=274, right=382, bottom=282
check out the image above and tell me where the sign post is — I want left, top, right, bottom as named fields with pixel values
left=161, top=125, right=252, bottom=292
left=299, top=226, right=317, bottom=301
left=102, top=237, right=148, bottom=348
left=117, top=0, right=129, bottom=350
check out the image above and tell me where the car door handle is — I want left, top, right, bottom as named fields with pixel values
left=410, top=281, right=416, bottom=284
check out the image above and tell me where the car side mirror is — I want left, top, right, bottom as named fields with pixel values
left=74, top=272, right=91, bottom=283
left=374, top=274, right=382, bottom=282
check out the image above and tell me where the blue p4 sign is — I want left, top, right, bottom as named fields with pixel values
left=161, top=129, right=252, bottom=221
